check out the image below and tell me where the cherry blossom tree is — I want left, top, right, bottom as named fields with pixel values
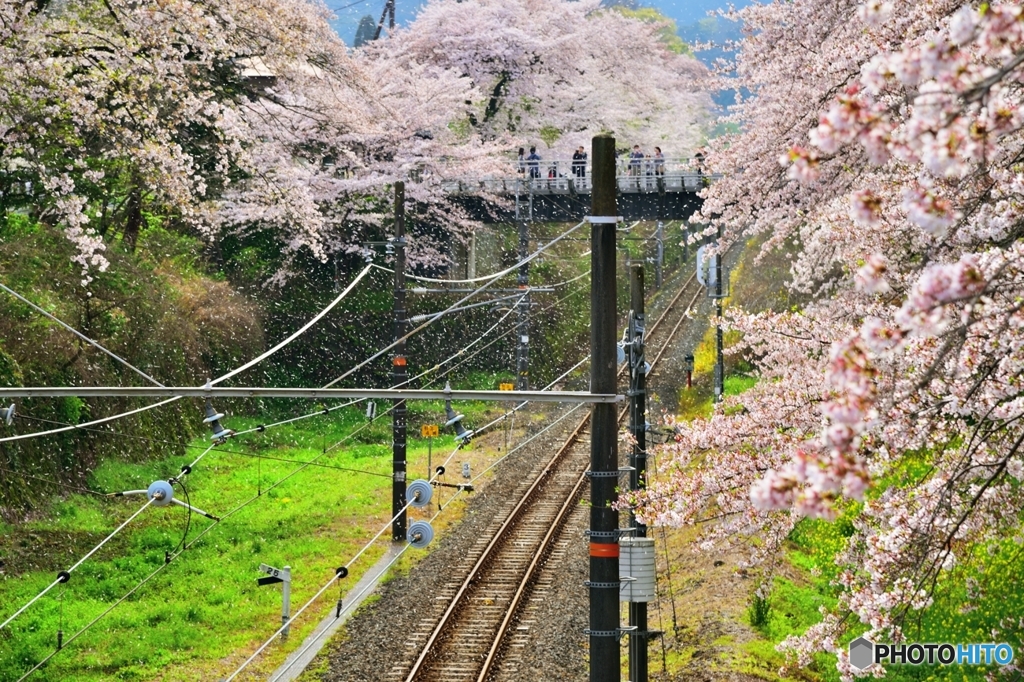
left=0, top=0, right=498, bottom=283
left=625, top=1, right=1024, bottom=677
left=367, top=0, right=711, bottom=159
left=1, top=0, right=710, bottom=283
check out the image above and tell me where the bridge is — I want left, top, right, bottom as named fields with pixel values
left=443, top=157, right=718, bottom=223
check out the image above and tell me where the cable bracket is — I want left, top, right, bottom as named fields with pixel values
left=583, top=581, right=620, bottom=589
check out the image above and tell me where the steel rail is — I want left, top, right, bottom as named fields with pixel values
left=403, top=269, right=702, bottom=682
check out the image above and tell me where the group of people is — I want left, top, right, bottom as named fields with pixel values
left=627, top=145, right=665, bottom=176
left=516, top=146, right=589, bottom=179
left=516, top=144, right=665, bottom=179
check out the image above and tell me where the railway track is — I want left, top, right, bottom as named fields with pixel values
left=391, top=271, right=705, bottom=682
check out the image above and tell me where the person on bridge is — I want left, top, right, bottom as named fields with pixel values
left=629, top=145, right=644, bottom=176
left=572, top=146, right=587, bottom=178
left=517, top=147, right=525, bottom=176
left=526, top=146, right=541, bottom=179
left=654, top=147, right=665, bottom=176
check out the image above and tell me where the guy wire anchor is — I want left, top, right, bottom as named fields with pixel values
left=108, top=480, right=220, bottom=520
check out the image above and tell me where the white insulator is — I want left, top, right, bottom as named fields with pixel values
left=407, top=479, right=433, bottom=508
left=147, top=480, right=174, bottom=507
left=619, top=537, right=656, bottom=603
left=407, top=521, right=434, bottom=549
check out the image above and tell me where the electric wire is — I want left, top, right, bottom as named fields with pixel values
left=324, top=220, right=586, bottom=388
left=370, top=237, right=572, bottom=284
left=0, top=498, right=156, bottom=631
left=0, top=264, right=374, bottom=444
left=222, top=293, right=528, bottom=447
left=0, top=281, right=165, bottom=388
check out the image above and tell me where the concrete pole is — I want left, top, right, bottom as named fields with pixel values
left=392, top=182, right=408, bottom=541
left=589, top=134, right=620, bottom=682
left=628, top=265, right=648, bottom=682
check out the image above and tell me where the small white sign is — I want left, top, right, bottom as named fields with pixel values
left=696, top=246, right=718, bottom=287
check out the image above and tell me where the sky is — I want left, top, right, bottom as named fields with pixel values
left=327, top=0, right=754, bottom=50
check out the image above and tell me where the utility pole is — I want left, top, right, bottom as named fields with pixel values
left=588, top=133, right=620, bottom=682
left=714, top=222, right=724, bottom=403
left=516, top=218, right=530, bottom=390
left=627, top=264, right=648, bottom=682
left=392, top=181, right=408, bottom=541
left=372, top=0, right=395, bottom=40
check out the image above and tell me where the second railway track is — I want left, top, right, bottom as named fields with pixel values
left=390, top=270, right=705, bottom=682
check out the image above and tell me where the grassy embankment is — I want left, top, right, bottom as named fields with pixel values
left=0, top=393, right=526, bottom=681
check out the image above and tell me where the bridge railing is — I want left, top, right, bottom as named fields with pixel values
left=439, top=156, right=718, bottom=194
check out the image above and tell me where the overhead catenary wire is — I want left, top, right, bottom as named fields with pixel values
left=225, top=293, right=529, bottom=444
left=5, top=227, right=593, bottom=669
left=0, top=281, right=165, bottom=388
left=0, top=264, right=374, bottom=444
left=15, top=414, right=389, bottom=479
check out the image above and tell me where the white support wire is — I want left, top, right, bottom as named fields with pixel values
left=325, top=220, right=587, bottom=388
left=0, top=498, right=155, bottom=631
left=0, top=265, right=374, bottom=444
left=0, top=282, right=165, bottom=388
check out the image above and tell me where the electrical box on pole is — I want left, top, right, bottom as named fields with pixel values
left=392, top=182, right=408, bottom=541
left=587, top=133, right=620, bottom=682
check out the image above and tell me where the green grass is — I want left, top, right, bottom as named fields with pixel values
left=0, top=409, right=473, bottom=681
left=734, top=515, right=1024, bottom=682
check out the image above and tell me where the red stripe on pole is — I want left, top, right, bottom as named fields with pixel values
left=589, top=543, right=620, bottom=558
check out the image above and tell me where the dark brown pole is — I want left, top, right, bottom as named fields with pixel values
left=392, top=182, right=408, bottom=541
left=589, top=134, right=620, bottom=682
